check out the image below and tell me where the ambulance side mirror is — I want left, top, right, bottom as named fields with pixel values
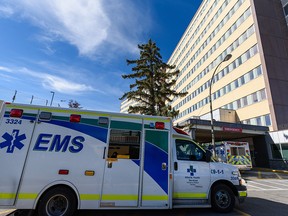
left=205, top=150, right=212, bottom=162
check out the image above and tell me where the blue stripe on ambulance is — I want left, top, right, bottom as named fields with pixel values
left=44, top=120, right=108, bottom=143
left=143, top=141, right=168, bottom=194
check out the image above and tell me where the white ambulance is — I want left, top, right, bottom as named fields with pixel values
left=215, top=141, right=252, bottom=170
left=0, top=101, right=247, bottom=215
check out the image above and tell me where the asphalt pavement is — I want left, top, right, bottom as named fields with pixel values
left=1, top=169, right=288, bottom=216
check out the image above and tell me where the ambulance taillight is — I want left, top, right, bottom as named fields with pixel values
left=155, top=122, right=165, bottom=129
left=70, top=114, right=81, bottom=123
left=10, top=109, right=23, bottom=118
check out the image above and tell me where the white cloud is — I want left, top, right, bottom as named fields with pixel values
left=0, top=5, right=14, bottom=17
left=0, top=66, right=13, bottom=72
left=1, top=0, right=149, bottom=58
left=16, top=67, right=100, bottom=94
left=42, top=75, right=97, bottom=93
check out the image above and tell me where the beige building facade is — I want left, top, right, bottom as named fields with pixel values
left=169, top=0, right=288, bottom=132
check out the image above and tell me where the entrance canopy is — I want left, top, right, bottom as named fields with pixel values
left=177, top=118, right=269, bottom=143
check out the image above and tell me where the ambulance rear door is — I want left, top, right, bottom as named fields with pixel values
left=0, top=104, right=38, bottom=206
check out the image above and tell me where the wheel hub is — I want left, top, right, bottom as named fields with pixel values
left=216, top=190, right=230, bottom=208
left=46, top=195, right=68, bottom=216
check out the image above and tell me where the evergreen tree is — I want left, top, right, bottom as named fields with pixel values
left=120, top=39, right=187, bottom=118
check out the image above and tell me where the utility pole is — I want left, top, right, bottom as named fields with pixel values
left=50, top=91, right=55, bottom=106
left=30, top=95, right=34, bottom=104
left=209, top=54, right=232, bottom=157
left=12, top=90, right=17, bottom=103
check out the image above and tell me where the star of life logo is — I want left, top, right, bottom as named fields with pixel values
left=0, top=130, right=26, bottom=153
left=187, top=165, right=197, bottom=176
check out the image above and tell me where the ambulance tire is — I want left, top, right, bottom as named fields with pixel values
left=211, top=184, right=235, bottom=213
left=37, top=186, right=77, bottom=216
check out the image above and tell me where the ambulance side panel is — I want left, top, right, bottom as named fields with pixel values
left=16, top=108, right=108, bottom=209
left=1, top=103, right=173, bottom=210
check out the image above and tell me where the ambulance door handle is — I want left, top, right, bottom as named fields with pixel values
left=103, top=147, right=106, bottom=159
left=108, top=161, right=113, bottom=168
left=162, top=162, right=167, bottom=170
left=174, top=162, right=178, bottom=171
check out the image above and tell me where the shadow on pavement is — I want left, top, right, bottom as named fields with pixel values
left=238, top=196, right=288, bottom=216
left=9, top=197, right=288, bottom=216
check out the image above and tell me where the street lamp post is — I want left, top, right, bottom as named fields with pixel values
left=50, top=91, right=55, bottom=107
left=209, top=54, right=232, bottom=156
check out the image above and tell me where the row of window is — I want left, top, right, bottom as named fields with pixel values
left=174, top=44, right=259, bottom=110
left=175, top=62, right=262, bottom=121
left=170, top=0, right=217, bottom=64
left=174, top=0, right=229, bottom=69
left=175, top=0, right=248, bottom=88
left=242, top=114, right=271, bottom=127
left=211, top=63, right=261, bottom=101
left=178, top=0, right=246, bottom=75
left=222, top=88, right=266, bottom=111
left=178, top=24, right=255, bottom=97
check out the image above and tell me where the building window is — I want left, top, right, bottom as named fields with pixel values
left=256, top=117, right=262, bottom=125
left=242, top=97, right=248, bottom=106
left=252, top=92, right=258, bottom=102
left=260, top=89, right=267, bottom=100
left=265, top=114, right=271, bottom=126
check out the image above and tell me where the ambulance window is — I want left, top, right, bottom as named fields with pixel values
left=39, top=112, right=52, bottom=121
left=231, top=147, right=238, bottom=156
left=238, top=147, right=245, bottom=156
left=176, top=140, right=205, bottom=161
left=108, top=129, right=141, bottom=159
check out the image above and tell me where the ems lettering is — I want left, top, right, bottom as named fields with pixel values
left=34, top=134, right=84, bottom=153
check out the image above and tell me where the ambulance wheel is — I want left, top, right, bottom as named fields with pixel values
left=37, top=186, right=77, bottom=216
left=211, top=184, right=235, bottom=213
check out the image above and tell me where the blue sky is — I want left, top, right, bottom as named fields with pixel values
left=0, top=0, right=202, bottom=112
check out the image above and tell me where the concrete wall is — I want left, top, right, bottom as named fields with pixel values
left=252, top=0, right=288, bottom=130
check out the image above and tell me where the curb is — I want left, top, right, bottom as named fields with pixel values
left=251, top=167, right=288, bottom=174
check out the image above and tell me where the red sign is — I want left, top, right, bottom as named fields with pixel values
left=222, top=127, right=242, bottom=133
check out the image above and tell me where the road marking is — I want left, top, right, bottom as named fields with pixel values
left=258, top=171, right=262, bottom=179
left=260, top=180, right=288, bottom=187
left=234, top=208, right=251, bottom=216
left=249, top=181, right=281, bottom=189
left=275, top=173, right=282, bottom=179
left=247, top=179, right=288, bottom=191
left=247, top=184, right=265, bottom=190
left=249, top=188, right=288, bottom=191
